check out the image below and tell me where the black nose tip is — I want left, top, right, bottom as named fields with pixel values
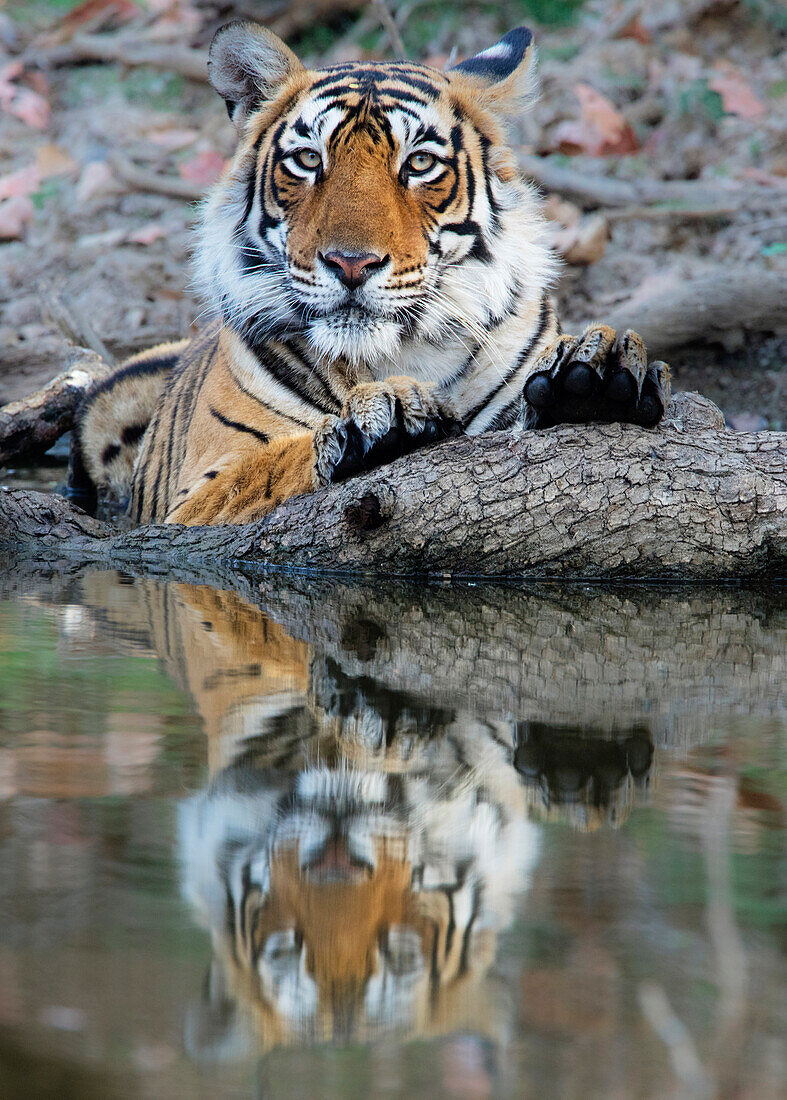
left=319, top=250, right=388, bottom=290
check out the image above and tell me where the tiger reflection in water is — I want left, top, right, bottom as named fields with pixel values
left=84, top=576, right=654, bottom=1057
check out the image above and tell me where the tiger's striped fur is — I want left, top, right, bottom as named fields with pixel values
left=74, top=572, right=656, bottom=1053
left=75, top=22, right=670, bottom=526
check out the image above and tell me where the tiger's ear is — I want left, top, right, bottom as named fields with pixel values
left=448, top=27, right=537, bottom=115
left=208, top=21, right=304, bottom=131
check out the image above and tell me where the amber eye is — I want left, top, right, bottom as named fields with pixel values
left=405, top=151, right=436, bottom=175
left=292, top=148, right=321, bottom=171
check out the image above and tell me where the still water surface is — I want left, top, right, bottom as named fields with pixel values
left=0, top=566, right=784, bottom=1098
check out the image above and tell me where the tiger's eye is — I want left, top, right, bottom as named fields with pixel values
left=406, top=151, right=436, bottom=174
left=294, top=149, right=321, bottom=170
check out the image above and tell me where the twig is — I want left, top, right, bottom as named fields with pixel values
left=42, top=289, right=116, bottom=366
left=0, top=350, right=109, bottom=466
left=109, top=155, right=205, bottom=202
left=638, top=983, right=712, bottom=1098
left=605, top=204, right=738, bottom=222
left=372, top=0, right=408, bottom=60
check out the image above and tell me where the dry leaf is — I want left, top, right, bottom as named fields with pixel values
left=127, top=224, right=168, bottom=245
left=616, top=14, right=651, bottom=44
left=0, top=63, right=51, bottom=130
left=553, top=84, right=639, bottom=156
left=36, top=143, right=78, bottom=180
left=0, top=196, right=34, bottom=240
left=548, top=215, right=608, bottom=266
left=709, top=63, right=765, bottom=121
left=0, top=164, right=40, bottom=202
left=741, top=167, right=787, bottom=188
left=178, top=150, right=226, bottom=186
left=543, top=194, right=582, bottom=227
left=76, top=160, right=121, bottom=202
left=53, top=0, right=138, bottom=36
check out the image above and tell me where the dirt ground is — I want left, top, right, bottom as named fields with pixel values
left=0, top=0, right=785, bottom=429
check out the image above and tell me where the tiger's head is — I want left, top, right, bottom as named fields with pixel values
left=180, top=754, right=537, bottom=1058
left=196, top=22, right=554, bottom=370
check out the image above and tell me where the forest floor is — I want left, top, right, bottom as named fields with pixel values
left=0, top=0, right=785, bottom=430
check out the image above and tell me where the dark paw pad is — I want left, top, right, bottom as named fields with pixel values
left=524, top=326, right=671, bottom=430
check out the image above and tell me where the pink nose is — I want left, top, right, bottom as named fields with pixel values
left=320, top=250, right=387, bottom=290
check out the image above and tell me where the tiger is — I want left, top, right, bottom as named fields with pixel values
left=172, top=592, right=654, bottom=1055
left=71, top=20, right=671, bottom=527
left=76, top=572, right=655, bottom=1054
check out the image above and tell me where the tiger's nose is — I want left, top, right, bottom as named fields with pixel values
left=320, top=250, right=388, bottom=290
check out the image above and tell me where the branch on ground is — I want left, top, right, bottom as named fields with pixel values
left=602, top=267, right=787, bottom=358
left=0, top=348, right=108, bottom=465
left=519, top=153, right=787, bottom=213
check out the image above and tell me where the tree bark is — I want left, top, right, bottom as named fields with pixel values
left=0, top=348, right=108, bottom=465
left=248, top=577, right=786, bottom=746
left=1, top=393, right=785, bottom=579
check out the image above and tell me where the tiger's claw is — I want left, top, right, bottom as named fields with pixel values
left=313, top=378, right=461, bottom=487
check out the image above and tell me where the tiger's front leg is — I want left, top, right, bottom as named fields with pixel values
left=166, top=433, right=317, bottom=525
left=522, top=325, right=671, bottom=429
left=166, top=379, right=460, bottom=525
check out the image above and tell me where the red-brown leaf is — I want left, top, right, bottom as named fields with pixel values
left=553, top=84, right=639, bottom=156
left=709, top=63, right=765, bottom=121
left=178, top=150, right=226, bottom=186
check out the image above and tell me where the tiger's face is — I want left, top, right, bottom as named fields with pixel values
left=197, top=23, right=553, bottom=371
left=180, top=740, right=541, bottom=1055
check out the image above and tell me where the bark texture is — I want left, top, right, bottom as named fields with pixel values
left=1, top=393, right=785, bottom=579
left=2, top=560, right=781, bottom=753
left=250, top=577, right=786, bottom=747
left=0, top=348, right=108, bottom=465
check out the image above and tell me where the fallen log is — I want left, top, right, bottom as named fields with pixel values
left=602, top=267, right=787, bottom=357
left=0, top=348, right=108, bottom=465
left=1, top=393, right=785, bottom=579
left=17, top=568, right=775, bottom=752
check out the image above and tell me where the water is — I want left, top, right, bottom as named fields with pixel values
left=0, top=565, right=783, bottom=1098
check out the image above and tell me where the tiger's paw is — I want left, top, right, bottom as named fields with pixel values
left=313, top=377, right=461, bottom=486
left=522, top=325, right=671, bottom=429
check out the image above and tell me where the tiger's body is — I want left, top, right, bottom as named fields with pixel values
left=74, top=23, right=670, bottom=526
left=75, top=572, right=655, bottom=1052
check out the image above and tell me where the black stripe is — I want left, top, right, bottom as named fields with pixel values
left=144, top=419, right=165, bottom=524
left=280, top=340, right=342, bottom=410
left=240, top=133, right=264, bottom=227
left=463, top=293, right=551, bottom=429
left=87, top=353, right=178, bottom=401
left=489, top=280, right=522, bottom=329
left=229, top=368, right=313, bottom=430
left=157, top=377, right=185, bottom=519
left=120, top=422, right=147, bottom=446
left=456, top=884, right=481, bottom=979
left=101, top=443, right=121, bottom=464
left=210, top=407, right=270, bottom=444
left=444, top=889, right=456, bottom=958
left=246, top=338, right=335, bottom=416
